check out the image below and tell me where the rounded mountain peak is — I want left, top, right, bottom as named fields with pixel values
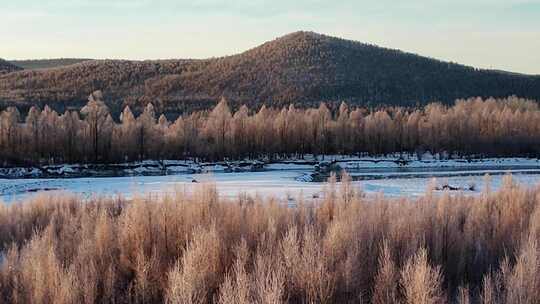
left=240, top=31, right=345, bottom=63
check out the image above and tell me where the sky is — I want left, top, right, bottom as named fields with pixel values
left=1, top=0, right=539, bottom=74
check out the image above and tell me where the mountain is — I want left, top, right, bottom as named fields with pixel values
left=10, top=58, right=93, bottom=70
left=0, top=59, right=23, bottom=75
left=1, top=31, right=539, bottom=115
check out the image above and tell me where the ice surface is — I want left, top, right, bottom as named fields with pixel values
left=2, top=155, right=540, bottom=203
left=2, top=167, right=540, bottom=204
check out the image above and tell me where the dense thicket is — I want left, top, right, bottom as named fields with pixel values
left=0, top=175, right=538, bottom=303
left=1, top=32, right=539, bottom=115
left=1, top=94, right=539, bottom=165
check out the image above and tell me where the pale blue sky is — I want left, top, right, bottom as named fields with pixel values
left=2, top=0, right=539, bottom=74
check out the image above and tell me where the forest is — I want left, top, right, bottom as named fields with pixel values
left=0, top=174, right=538, bottom=303
left=1, top=32, right=539, bottom=116
left=0, top=59, right=21, bottom=75
left=8, top=58, right=91, bottom=70
left=0, top=92, right=539, bottom=165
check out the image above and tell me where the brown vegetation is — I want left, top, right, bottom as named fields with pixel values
left=1, top=32, right=539, bottom=115
left=1, top=94, right=540, bottom=165
left=0, top=174, right=538, bottom=303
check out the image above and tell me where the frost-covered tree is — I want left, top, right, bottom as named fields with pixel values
left=1, top=96, right=540, bottom=164
left=253, top=105, right=274, bottom=158
left=115, top=106, right=138, bottom=161
left=24, top=106, right=41, bottom=158
left=59, top=111, right=82, bottom=163
left=81, top=90, right=110, bottom=162
left=137, top=103, right=158, bottom=159
left=231, top=105, right=250, bottom=158
left=39, top=105, right=60, bottom=161
left=156, top=114, right=170, bottom=159
left=204, top=98, right=232, bottom=159
left=0, top=107, right=20, bottom=162
left=336, top=102, right=350, bottom=154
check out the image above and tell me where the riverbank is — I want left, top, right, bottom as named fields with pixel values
left=1, top=154, right=539, bottom=179
left=3, top=155, right=540, bottom=203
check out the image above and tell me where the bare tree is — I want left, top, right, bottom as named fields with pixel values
left=204, top=98, right=232, bottom=159
left=81, top=90, right=110, bottom=162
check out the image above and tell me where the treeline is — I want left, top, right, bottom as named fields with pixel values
left=1, top=93, right=539, bottom=165
left=0, top=176, right=538, bottom=303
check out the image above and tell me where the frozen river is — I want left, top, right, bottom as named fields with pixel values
left=2, top=167, right=540, bottom=203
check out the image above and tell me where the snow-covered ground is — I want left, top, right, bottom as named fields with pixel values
left=2, top=168, right=540, bottom=204
left=2, top=155, right=540, bottom=179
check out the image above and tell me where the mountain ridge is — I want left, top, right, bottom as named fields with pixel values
left=1, top=31, right=539, bottom=115
left=7, top=31, right=537, bottom=76
left=9, top=58, right=93, bottom=70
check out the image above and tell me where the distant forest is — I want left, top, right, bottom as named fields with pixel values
left=1, top=32, right=539, bottom=116
left=0, top=92, right=538, bottom=165
left=0, top=59, right=22, bottom=75
left=9, top=58, right=92, bottom=70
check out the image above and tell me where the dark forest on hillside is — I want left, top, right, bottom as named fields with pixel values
left=9, top=58, right=92, bottom=70
left=1, top=32, right=539, bottom=116
left=0, top=92, right=538, bottom=165
left=0, top=60, right=22, bottom=75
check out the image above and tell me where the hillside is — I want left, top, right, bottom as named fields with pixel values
left=0, top=59, right=23, bottom=75
left=10, top=58, right=93, bottom=70
left=1, top=31, right=539, bottom=115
